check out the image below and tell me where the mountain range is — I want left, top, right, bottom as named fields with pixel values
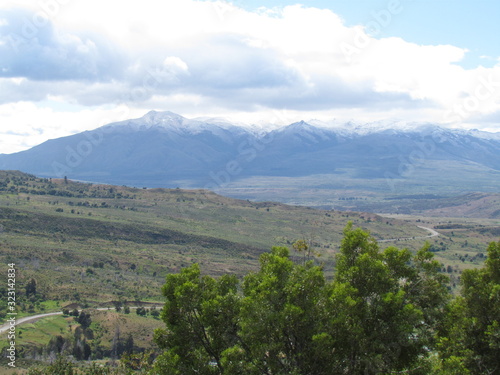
left=1, top=111, right=499, bottom=197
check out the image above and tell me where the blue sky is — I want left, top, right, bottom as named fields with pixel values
left=244, top=0, right=500, bottom=69
left=0, top=0, right=499, bottom=153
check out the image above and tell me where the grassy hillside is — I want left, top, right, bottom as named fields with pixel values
left=216, top=169, right=500, bottom=217
left=0, top=170, right=497, bottom=306
left=0, top=306, right=164, bottom=373
left=0, top=170, right=498, bottom=372
left=415, top=193, right=500, bottom=218
left=0, top=170, right=434, bottom=305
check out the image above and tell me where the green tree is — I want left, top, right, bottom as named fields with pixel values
left=437, top=241, right=500, bottom=374
left=153, top=224, right=449, bottom=375
left=121, top=350, right=154, bottom=372
left=136, top=306, right=147, bottom=316
left=27, top=357, right=126, bottom=374
left=316, top=223, right=448, bottom=374
left=124, top=333, right=134, bottom=354
left=25, top=278, right=37, bottom=298
left=77, top=311, right=92, bottom=330
left=27, top=355, right=75, bottom=375
left=150, top=306, right=161, bottom=319
left=152, top=263, right=240, bottom=374
left=225, top=246, right=326, bottom=375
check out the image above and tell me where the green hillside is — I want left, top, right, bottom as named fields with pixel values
left=0, top=170, right=498, bottom=373
left=0, top=169, right=497, bottom=308
left=0, top=170, right=432, bottom=304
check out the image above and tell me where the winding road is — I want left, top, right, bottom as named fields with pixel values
left=378, top=225, right=440, bottom=243
left=0, top=311, right=63, bottom=334
left=0, top=305, right=162, bottom=334
left=1, top=227, right=440, bottom=334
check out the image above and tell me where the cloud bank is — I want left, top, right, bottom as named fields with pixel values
left=0, top=0, right=499, bottom=152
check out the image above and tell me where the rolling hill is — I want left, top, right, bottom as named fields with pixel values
left=0, top=170, right=443, bottom=304
left=0, top=171, right=498, bottom=372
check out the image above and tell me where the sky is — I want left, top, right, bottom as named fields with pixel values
left=1, top=0, right=499, bottom=154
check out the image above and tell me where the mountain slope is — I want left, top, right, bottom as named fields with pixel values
left=0, top=111, right=499, bottom=195
left=0, top=111, right=255, bottom=187
left=0, top=171, right=434, bottom=302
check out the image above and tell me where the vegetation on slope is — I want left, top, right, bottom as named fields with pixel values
left=0, top=171, right=498, bottom=373
left=0, top=170, right=431, bottom=307
left=16, top=228, right=500, bottom=375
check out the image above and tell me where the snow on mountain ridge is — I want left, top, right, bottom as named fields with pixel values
left=103, top=110, right=245, bottom=137
left=101, top=110, right=500, bottom=140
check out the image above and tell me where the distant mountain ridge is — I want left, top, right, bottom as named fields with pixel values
left=0, top=110, right=499, bottom=192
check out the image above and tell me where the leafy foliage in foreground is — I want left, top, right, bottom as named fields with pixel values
left=24, top=226, right=500, bottom=374
left=437, top=240, right=500, bottom=374
left=153, top=223, right=450, bottom=374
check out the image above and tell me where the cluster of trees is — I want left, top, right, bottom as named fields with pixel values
left=0, top=278, right=46, bottom=319
left=22, top=223, right=500, bottom=374
left=152, top=223, right=500, bottom=375
left=25, top=310, right=140, bottom=367
left=437, top=238, right=500, bottom=373
left=0, top=172, right=136, bottom=199
left=110, top=301, right=160, bottom=318
left=26, top=355, right=144, bottom=375
left=51, top=311, right=93, bottom=360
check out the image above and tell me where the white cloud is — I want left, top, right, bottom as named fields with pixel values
left=0, top=101, right=142, bottom=153
left=0, top=0, right=499, bottom=154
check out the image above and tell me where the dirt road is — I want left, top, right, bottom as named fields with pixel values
left=378, top=225, right=440, bottom=243
left=0, top=306, right=161, bottom=334
left=0, top=311, right=63, bottom=334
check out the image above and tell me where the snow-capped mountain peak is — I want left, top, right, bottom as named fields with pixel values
left=101, top=110, right=500, bottom=142
left=0, top=110, right=498, bottom=191
left=143, top=110, right=185, bottom=125
left=103, top=110, right=230, bottom=135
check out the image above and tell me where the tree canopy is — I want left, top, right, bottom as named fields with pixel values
left=437, top=240, right=500, bottom=374
left=152, top=223, right=454, bottom=374
left=24, top=225, right=500, bottom=374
